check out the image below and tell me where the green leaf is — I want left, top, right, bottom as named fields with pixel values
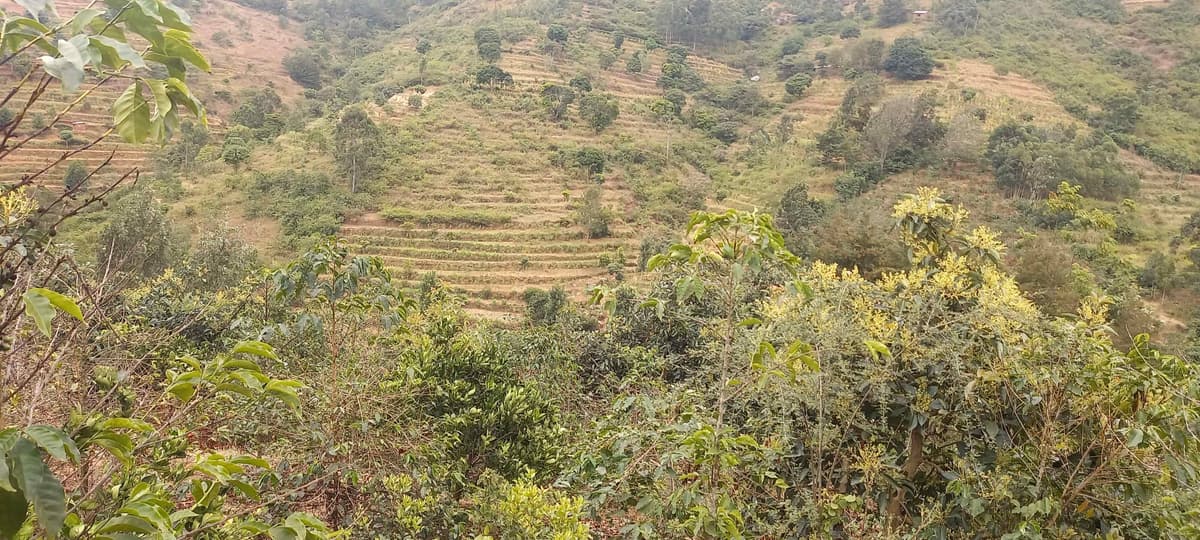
left=157, top=1, right=192, bottom=30
left=10, top=438, right=66, bottom=537
left=737, top=317, right=762, bottom=328
left=0, top=455, right=11, bottom=493
left=84, top=432, right=133, bottom=466
left=165, top=381, right=195, bottom=403
left=163, top=77, right=206, bottom=124
left=133, top=0, right=163, bottom=22
left=96, top=515, right=156, bottom=534
left=0, top=487, right=27, bottom=539
left=230, top=456, right=270, bottom=468
left=21, top=291, right=55, bottom=338
left=90, top=36, right=147, bottom=70
left=264, top=380, right=303, bottom=409
left=96, top=418, right=153, bottom=433
left=113, top=82, right=151, bottom=143
left=40, top=39, right=86, bottom=92
left=228, top=480, right=260, bottom=501
left=1126, top=428, right=1144, bottom=449
left=144, top=79, right=171, bottom=121
left=267, top=525, right=301, bottom=540
left=27, top=289, right=83, bottom=322
left=23, top=426, right=78, bottom=463
left=71, top=8, right=105, bottom=34
left=864, top=340, right=892, bottom=360
left=232, top=341, right=277, bottom=360
left=162, top=29, right=209, bottom=72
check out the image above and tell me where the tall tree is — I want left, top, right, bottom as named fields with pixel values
left=334, top=106, right=382, bottom=193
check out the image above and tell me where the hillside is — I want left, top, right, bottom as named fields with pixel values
left=116, top=0, right=1191, bottom=334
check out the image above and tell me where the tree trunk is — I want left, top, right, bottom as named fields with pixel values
left=887, top=426, right=924, bottom=520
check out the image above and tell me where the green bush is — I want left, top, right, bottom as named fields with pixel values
left=381, top=208, right=513, bottom=227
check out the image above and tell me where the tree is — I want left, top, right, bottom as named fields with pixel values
left=569, top=75, right=592, bottom=93
left=877, top=0, right=909, bottom=27
left=475, top=65, right=514, bottom=87
left=334, top=106, right=382, bottom=193
left=59, top=127, right=74, bottom=146
left=96, top=189, right=177, bottom=278
left=659, top=57, right=705, bottom=91
left=840, top=26, right=861, bottom=39
left=478, top=41, right=502, bottom=63
left=863, top=96, right=919, bottom=173
left=612, top=30, right=625, bottom=49
left=776, top=183, right=825, bottom=255
left=883, top=37, right=934, bottom=80
left=416, top=39, right=432, bottom=83
left=1139, top=251, right=1177, bottom=290
left=181, top=224, right=259, bottom=291
left=1096, top=91, right=1141, bottom=134
left=784, top=73, right=813, bottom=97
left=579, top=93, right=619, bottom=132
left=940, top=111, right=985, bottom=172
left=524, top=287, right=569, bottom=325
left=541, top=83, right=576, bottom=122
left=573, top=147, right=606, bottom=177
left=63, top=160, right=87, bottom=190
left=221, top=136, right=251, bottom=170
left=283, top=49, right=322, bottom=88
left=475, top=26, right=502, bottom=62
left=159, top=121, right=210, bottom=173
left=626, top=51, right=644, bottom=74
left=547, top=24, right=569, bottom=44
left=575, top=186, right=612, bottom=238
left=599, top=48, right=618, bottom=70
left=938, top=0, right=981, bottom=35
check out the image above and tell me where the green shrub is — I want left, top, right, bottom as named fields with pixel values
left=380, top=208, right=513, bottom=227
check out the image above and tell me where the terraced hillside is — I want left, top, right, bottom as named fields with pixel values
left=0, top=0, right=303, bottom=190
left=0, top=75, right=152, bottom=188
left=337, top=31, right=748, bottom=318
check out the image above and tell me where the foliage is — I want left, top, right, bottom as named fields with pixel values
left=284, top=49, right=324, bottom=88
left=938, top=0, right=981, bottom=35
left=659, top=48, right=705, bottom=91
left=541, top=83, right=576, bottom=122
left=475, top=26, right=502, bottom=62
left=524, top=287, right=569, bottom=325
left=877, top=0, right=910, bottom=27
left=334, top=106, right=382, bottom=193
left=95, top=189, right=178, bottom=279
left=575, top=186, right=612, bottom=239
left=474, top=65, right=514, bottom=87
left=578, top=93, right=619, bottom=133
left=625, top=50, right=644, bottom=74
left=247, top=171, right=352, bottom=242
left=986, top=122, right=1139, bottom=199
left=221, top=135, right=252, bottom=169
left=883, top=37, right=934, bottom=80
left=381, top=207, right=513, bottom=227
left=547, top=24, right=569, bottom=44
left=62, top=161, right=87, bottom=191
left=390, top=330, right=563, bottom=483
left=158, top=121, right=210, bottom=172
